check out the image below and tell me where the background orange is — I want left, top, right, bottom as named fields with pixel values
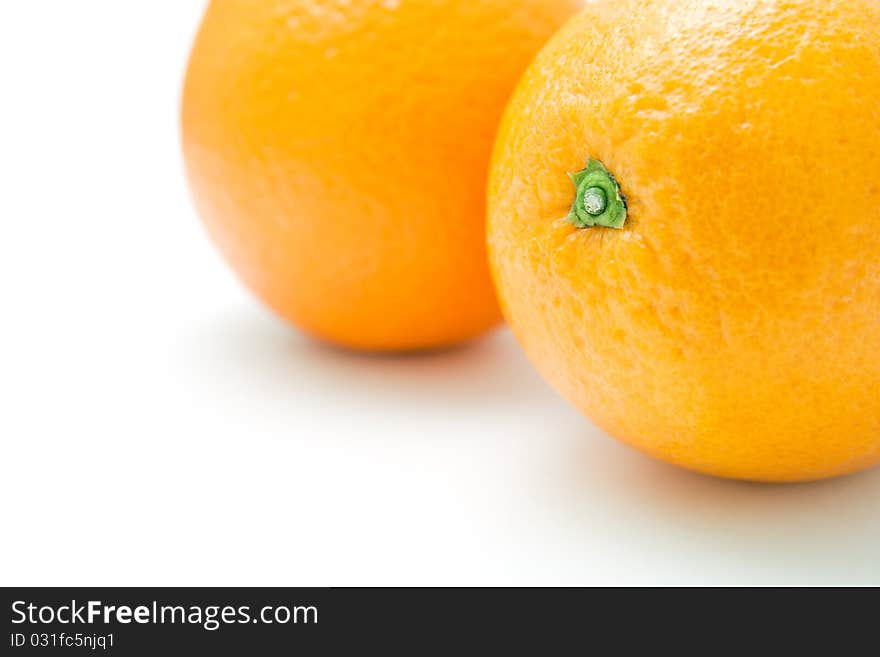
left=182, top=0, right=583, bottom=351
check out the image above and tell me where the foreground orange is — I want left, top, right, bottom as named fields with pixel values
left=182, top=0, right=582, bottom=351
left=488, top=0, right=880, bottom=482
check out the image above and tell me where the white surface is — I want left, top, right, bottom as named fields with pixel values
left=1, top=1, right=878, bottom=586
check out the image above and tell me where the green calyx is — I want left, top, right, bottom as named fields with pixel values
left=566, top=159, right=627, bottom=229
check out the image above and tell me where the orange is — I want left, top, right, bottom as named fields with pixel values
left=488, top=0, right=880, bottom=482
left=182, top=0, right=583, bottom=351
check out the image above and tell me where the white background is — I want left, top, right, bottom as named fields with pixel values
left=1, top=1, right=878, bottom=586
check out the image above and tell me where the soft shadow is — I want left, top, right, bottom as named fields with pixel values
left=178, top=308, right=880, bottom=583
left=179, top=308, right=551, bottom=410
left=548, top=425, right=880, bottom=584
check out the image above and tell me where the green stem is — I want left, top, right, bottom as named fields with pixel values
left=566, top=159, right=627, bottom=229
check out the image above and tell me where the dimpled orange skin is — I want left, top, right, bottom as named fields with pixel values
left=182, top=0, right=583, bottom=351
left=488, top=0, right=880, bottom=482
